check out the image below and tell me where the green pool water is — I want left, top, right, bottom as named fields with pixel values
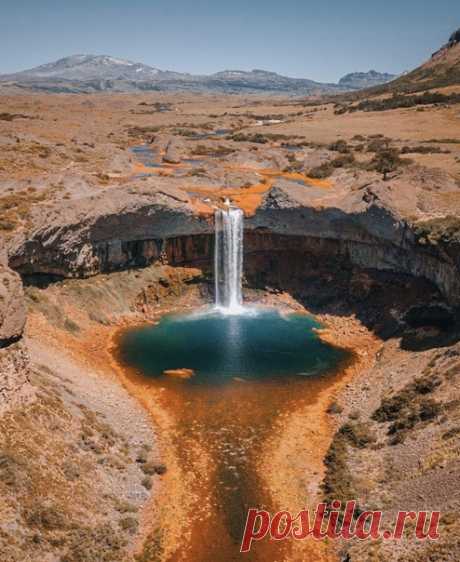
left=119, top=308, right=345, bottom=384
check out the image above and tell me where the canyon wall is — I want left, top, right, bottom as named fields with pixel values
left=7, top=179, right=460, bottom=305
left=247, top=184, right=460, bottom=304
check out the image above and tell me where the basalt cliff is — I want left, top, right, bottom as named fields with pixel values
left=8, top=165, right=460, bottom=306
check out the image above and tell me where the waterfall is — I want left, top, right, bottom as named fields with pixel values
left=214, top=203, right=244, bottom=313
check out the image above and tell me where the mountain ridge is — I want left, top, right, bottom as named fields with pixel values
left=0, top=54, right=395, bottom=95
left=338, top=69, right=397, bottom=89
left=345, top=27, right=460, bottom=97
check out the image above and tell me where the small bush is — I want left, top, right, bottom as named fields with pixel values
left=414, top=376, right=441, bottom=394
left=64, top=318, right=80, bottom=334
left=187, top=167, right=207, bottom=177
left=119, top=516, right=138, bottom=533
left=25, top=504, right=66, bottom=531
left=230, top=132, right=268, bottom=144
left=328, top=140, right=350, bottom=153
left=322, top=432, right=358, bottom=508
left=141, top=462, right=157, bottom=476
left=141, top=462, right=167, bottom=476
left=332, top=153, right=355, bottom=168
left=309, top=153, right=355, bottom=178
left=442, top=427, right=460, bottom=440
left=309, top=162, right=334, bottom=179
left=115, top=500, right=138, bottom=514
left=191, top=144, right=234, bottom=156
left=339, top=422, right=376, bottom=449
left=419, top=399, right=442, bottom=421
left=400, top=145, right=450, bottom=154
left=0, top=112, right=31, bottom=121
left=141, top=476, right=152, bottom=490
left=0, top=453, right=18, bottom=486
left=372, top=374, right=443, bottom=444
left=367, top=148, right=404, bottom=179
left=367, top=138, right=390, bottom=153
left=326, top=401, right=343, bottom=415
left=372, top=391, right=412, bottom=422
left=127, top=125, right=161, bottom=137
left=413, top=216, right=460, bottom=245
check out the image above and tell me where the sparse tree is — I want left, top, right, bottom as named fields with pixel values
left=371, top=148, right=402, bottom=180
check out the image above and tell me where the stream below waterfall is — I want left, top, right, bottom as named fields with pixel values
left=117, top=308, right=347, bottom=560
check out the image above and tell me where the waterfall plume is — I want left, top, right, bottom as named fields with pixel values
left=214, top=203, right=244, bottom=313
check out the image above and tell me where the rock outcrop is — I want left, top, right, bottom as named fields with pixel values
left=10, top=181, right=212, bottom=277
left=302, top=149, right=335, bottom=171
left=248, top=170, right=460, bottom=304
left=0, top=249, right=31, bottom=413
left=445, top=28, right=460, bottom=50
left=0, top=251, right=26, bottom=345
left=163, top=138, right=185, bottom=164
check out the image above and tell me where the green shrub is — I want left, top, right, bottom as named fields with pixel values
left=339, top=422, right=376, bottom=449
left=372, top=373, right=443, bottom=444
left=322, top=432, right=358, bottom=507
left=309, top=162, right=334, bottom=179
left=367, top=148, right=404, bottom=179
left=119, top=516, right=138, bottom=533
left=25, top=504, right=66, bottom=531
left=401, top=145, right=450, bottom=154
left=141, top=476, right=152, bottom=490
left=309, top=153, right=355, bottom=178
left=328, top=140, right=350, bottom=153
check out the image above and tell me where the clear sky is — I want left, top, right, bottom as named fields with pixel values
left=1, top=0, right=459, bottom=82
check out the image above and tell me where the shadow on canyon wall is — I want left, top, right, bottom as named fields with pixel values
left=15, top=224, right=460, bottom=353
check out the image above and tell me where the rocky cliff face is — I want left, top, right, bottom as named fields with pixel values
left=10, top=182, right=212, bottom=277
left=0, top=251, right=31, bottom=413
left=7, top=167, right=460, bottom=305
left=248, top=178, right=460, bottom=305
left=0, top=251, right=26, bottom=345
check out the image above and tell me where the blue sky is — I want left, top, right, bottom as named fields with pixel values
left=1, top=0, right=459, bottom=82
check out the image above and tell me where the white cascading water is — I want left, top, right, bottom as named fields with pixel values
left=214, top=201, right=244, bottom=313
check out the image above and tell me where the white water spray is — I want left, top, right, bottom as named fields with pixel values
left=214, top=200, right=244, bottom=313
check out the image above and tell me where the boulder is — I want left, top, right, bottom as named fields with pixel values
left=303, top=149, right=335, bottom=171
left=163, top=139, right=185, bottom=164
left=163, top=368, right=194, bottom=379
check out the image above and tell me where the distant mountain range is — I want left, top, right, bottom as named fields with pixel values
left=0, top=54, right=396, bottom=95
left=338, top=70, right=397, bottom=90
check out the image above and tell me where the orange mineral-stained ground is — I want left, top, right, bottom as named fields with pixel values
left=132, top=157, right=332, bottom=217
